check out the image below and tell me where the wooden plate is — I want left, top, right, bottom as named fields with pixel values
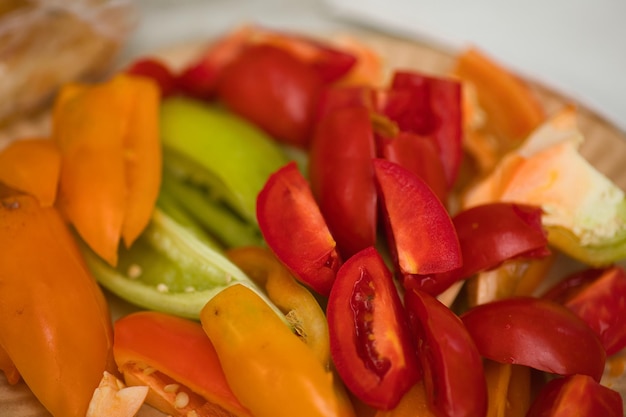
left=1, top=29, right=625, bottom=417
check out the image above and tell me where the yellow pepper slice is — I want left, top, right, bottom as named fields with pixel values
left=226, top=246, right=330, bottom=366
left=200, top=284, right=356, bottom=417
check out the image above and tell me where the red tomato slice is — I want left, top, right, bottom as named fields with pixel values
left=461, top=297, right=606, bottom=381
left=256, top=162, right=341, bottom=296
left=526, top=374, right=623, bottom=417
left=404, top=288, right=488, bottom=417
left=309, top=106, right=378, bottom=258
left=327, top=247, right=420, bottom=410
left=373, top=158, right=461, bottom=277
left=543, top=265, right=626, bottom=355
left=217, top=43, right=324, bottom=147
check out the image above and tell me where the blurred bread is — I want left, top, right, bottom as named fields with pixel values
left=0, top=0, right=136, bottom=129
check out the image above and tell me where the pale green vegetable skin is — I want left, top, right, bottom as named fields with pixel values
left=160, top=97, right=290, bottom=224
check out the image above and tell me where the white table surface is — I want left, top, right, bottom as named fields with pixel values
left=129, top=0, right=625, bottom=132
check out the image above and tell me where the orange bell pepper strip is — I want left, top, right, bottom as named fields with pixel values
left=52, top=74, right=161, bottom=266
left=0, top=138, right=61, bottom=207
left=453, top=47, right=545, bottom=144
left=0, top=344, right=20, bottom=385
left=373, top=382, right=437, bottom=417
left=483, top=360, right=532, bottom=417
left=200, top=283, right=357, bottom=417
left=453, top=48, right=545, bottom=175
left=226, top=246, right=331, bottom=366
left=113, top=311, right=252, bottom=417
left=0, top=194, right=114, bottom=417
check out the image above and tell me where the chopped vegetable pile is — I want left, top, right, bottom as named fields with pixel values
left=1, top=24, right=626, bottom=417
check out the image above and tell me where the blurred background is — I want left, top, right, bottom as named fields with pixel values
left=129, top=0, right=625, bottom=130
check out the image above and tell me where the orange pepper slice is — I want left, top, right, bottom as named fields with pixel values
left=0, top=194, right=114, bottom=417
left=453, top=48, right=545, bottom=144
left=0, top=138, right=61, bottom=207
left=52, top=74, right=161, bottom=266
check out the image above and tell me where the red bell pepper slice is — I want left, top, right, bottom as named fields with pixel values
left=373, top=158, right=461, bottom=278
left=380, top=71, right=463, bottom=188
left=327, top=247, right=420, bottom=410
left=526, top=374, right=623, bottom=417
left=114, top=311, right=251, bottom=417
left=404, top=288, right=488, bottom=417
left=256, top=162, right=342, bottom=296
left=315, top=85, right=376, bottom=121
left=543, top=265, right=626, bottom=355
left=461, top=297, right=607, bottom=381
left=309, top=105, right=378, bottom=258
left=217, top=43, right=324, bottom=147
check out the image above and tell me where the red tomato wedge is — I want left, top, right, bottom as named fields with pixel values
left=526, top=374, right=623, bottom=417
left=256, top=162, right=341, bottom=296
left=373, top=158, right=461, bottom=277
left=217, top=43, right=324, bottom=147
left=309, top=106, right=378, bottom=258
left=543, top=265, right=626, bottom=355
left=410, top=203, right=549, bottom=295
left=461, top=297, right=606, bottom=381
left=404, top=288, right=488, bottom=417
left=327, top=247, right=420, bottom=410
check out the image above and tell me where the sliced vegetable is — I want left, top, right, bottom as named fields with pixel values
left=452, top=47, right=545, bottom=144
left=114, top=311, right=251, bottom=417
left=226, top=246, right=331, bottom=366
left=542, top=265, right=626, bottom=355
left=84, top=208, right=271, bottom=320
left=52, top=74, right=162, bottom=266
left=217, top=43, right=324, bottom=147
left=327, top=247, right=420, bottom=410
left=384, top=71, right=464, bottom=188
left=309, top=105, right=378, bottom=258
left=404, top=288, right=488, bottom=417
left=201, top=283, right=356, bottom=417
left=461, top=297, right=606, bottom=381
left=526, top=374, right=623, bottom=417
left=483, top=360, right=531, bottom=417
left=373, top=158, right=461, bottom=278
left=463, top=107, right=626, bottom=266
left=159, top=96, right=289, bottom=226
left=0, top=194, right=114, bottom=417
left=0, top=138, right=61, bottom=207
left=257, top=162, right=342, bottom=296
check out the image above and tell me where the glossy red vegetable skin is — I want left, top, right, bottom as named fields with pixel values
left=309, top=106, right=378, bottom=258
left=373, top=158, right=461, bottom=277
left=126, top=58, right=178, bottom=97
left=257, top=162, right=341, bottom=296
left=461, top=297, right=606, bottom=381
left=382, top=71, right=463, bottom=188
left=377, top=131, right=448, bottom=204
left=526, top=374, right=623, bottom=417
left=543, top=265, right=626, bottom=355
left=409, top=203, right=549, bottom=295
left=404, top=288, right=488, bottom=417
left=114, top=311, right=251, bottom=417
left=327, top=247, right=420, bottom=410
left=217, top=43, right=324, bottom=147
